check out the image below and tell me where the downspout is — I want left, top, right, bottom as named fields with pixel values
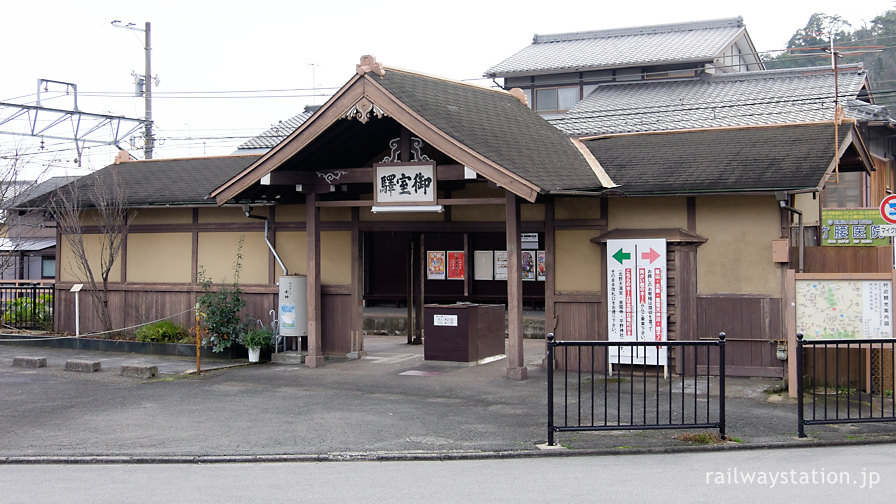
left=244, top=208, right=288, bottom=276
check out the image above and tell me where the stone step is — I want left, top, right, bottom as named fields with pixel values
left=120, top=364, right=158, bottom=379
left=12, top=356, right=47, bottom=368
left=65, top=360, right=101, bottom=373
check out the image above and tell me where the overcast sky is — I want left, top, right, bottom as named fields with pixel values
left=1, top=0, right=893, bottom=178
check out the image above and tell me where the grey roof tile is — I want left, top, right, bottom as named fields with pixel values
left=18, top=155, right=261, bottom=209
left=238, top=105, right=322, bottom=150
left=552, top=65, right=869, bottom=135
left=375, top=69, right=604, bottom=192
left=584, top=123, right=850, bottom=195
left=486, top=18, right=747, bottom=77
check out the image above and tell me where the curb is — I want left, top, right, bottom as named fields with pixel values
left=3, top=437, right=895, bottom=465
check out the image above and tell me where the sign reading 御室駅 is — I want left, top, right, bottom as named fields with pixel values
left=606, top=239, right=667, bottom=366
left=374, top=162, right=436, bottom=205
left=821, top=208, right=890, bottom=246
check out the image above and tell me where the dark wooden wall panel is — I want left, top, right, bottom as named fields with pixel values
left=552, top=298, right=602, bottom=371
left=54, top=285, right=277, bottom=338
left=800, top=246, right=892, bottom=273
left=322, top=292, right=352, bottom=355
left=697, top=295, right=784, bottom=377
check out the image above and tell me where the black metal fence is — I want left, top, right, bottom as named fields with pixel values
left=0, top=283, right=54, bottom=331
left=546, top=333, right=726, bottom=446
left=796, top=334, right=896, bottom=438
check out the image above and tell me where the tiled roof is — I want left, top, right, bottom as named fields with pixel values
left=552, top=65, right=869, bottom=136
left=374, top=68, right=605, bottom=192
left=238, top=105, right=322, bottom=150
left=3, top=176, right=79, bottom=209
left=17, top=155, right=261, bottom=209
left=486, top=18, right=749, bottom=77
left=583, top=123, right=851, bottom=195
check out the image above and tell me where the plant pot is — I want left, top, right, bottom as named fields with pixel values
left=248, top=346, right=261, bottom=363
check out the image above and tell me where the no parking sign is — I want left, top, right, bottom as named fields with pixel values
left=880, top=195, right=896, bottom=224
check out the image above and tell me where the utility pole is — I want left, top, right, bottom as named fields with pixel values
left=112, top=20, right=154, bottom=159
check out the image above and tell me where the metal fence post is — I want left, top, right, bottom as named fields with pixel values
left=30, top=283, right=37, bottom=329
left=546, top=333, right=555, bottom=446
left=796, top=333, right=806, bottom=438
left=718, top=332, right=726, bottom=439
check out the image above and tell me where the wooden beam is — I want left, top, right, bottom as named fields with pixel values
left=261, top=165, right=475, bottom=189
left=505, top=191, right=527, bottom=380
left=213, top=80, right=365, bottom=204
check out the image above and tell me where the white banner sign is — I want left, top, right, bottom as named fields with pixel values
left=433, top=314, right=458, bottom=327
left=374, top=163, right=436, bottom=205
left=607, top=239, right=668, bottom=365
left=878, top=225, right=896, bottom=237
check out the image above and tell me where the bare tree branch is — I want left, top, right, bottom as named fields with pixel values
left=48, top=166, right=134, bottom=333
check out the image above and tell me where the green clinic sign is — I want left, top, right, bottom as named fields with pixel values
left=821, top=208, right=890, bottom=246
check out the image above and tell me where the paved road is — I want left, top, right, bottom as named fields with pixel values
left=1, top=444, right=892, bottom=503
left=2, top=335, right=896, bottom=460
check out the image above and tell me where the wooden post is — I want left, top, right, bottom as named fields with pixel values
left=305, top=191, right=324, bottom=367
left=414, top=233, right=424, bottom=344
left=351, top=207, right=363, bottom=355
left=407, top=236, right=414, bottom=345
left=506, top=191, right=527, bottom=380
left=785, top=269, right=797, bottom=398
left=544, top=199, right=555, bottom=335
left=543, top=199, right=555, bottom=368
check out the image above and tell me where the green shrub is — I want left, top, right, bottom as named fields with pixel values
left=135, top=320, right=191, bottom=344
left=2, top=294, right=53, bottom=330
left=197, top=236, right=247, bottom=352
left=241, top=324, right=274, bottom=350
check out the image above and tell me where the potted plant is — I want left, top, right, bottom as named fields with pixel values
left=241, top=325, right=274, bottom=363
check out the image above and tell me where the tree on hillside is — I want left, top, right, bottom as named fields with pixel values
left=764, top=10, right=896, bottom=110
left=48, top=167, right=134, bottom=333
left=765, top=13, right=856, bottom=69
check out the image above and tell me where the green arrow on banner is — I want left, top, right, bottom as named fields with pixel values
left=612, top=248, right=631, bottom=264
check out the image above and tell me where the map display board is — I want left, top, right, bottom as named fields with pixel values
left=607, top=239, right=667, bottom=365
left=796, top=279, right=893, bottom=339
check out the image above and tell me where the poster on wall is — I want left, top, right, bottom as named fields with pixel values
left=606, top=238, right=668, bottom=366
left=447, top=251, right=465, bottom=280
left=494, top=251, right=508, bottom=280
left=427, top=251, right=446, bottom=280
left=521, top=251, right=536, bottom=281
left=474, top=251, right=493, bottom=280
left=537, top=250, right=546, bottom=281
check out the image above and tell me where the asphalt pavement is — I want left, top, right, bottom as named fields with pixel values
left=1, top=335, right=895, bottom=463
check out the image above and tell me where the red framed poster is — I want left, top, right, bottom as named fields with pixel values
left=427, top=251, right=446, bottom=280
left=447, top=251, right=465, bottom=280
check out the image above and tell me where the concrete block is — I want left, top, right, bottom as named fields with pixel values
left=13, top=356, right=47, bottom=368
left=120, top=365, right=158, bottom=379
left=65, top=360, right=102, bottom=373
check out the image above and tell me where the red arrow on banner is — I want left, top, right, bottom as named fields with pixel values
left=641, top=248, right=661, bottom=264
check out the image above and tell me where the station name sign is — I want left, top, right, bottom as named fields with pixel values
left=374, top=162, right=436, bottom=205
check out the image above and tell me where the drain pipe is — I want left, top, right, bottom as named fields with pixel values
left=779, top=200, right=804, bottom=273
left=244, top=207, right=288, bottom=275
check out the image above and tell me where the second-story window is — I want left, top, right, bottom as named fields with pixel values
left=535, top=86, right=579, bottom=112
left=824, top=171, right=866, bottom=208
